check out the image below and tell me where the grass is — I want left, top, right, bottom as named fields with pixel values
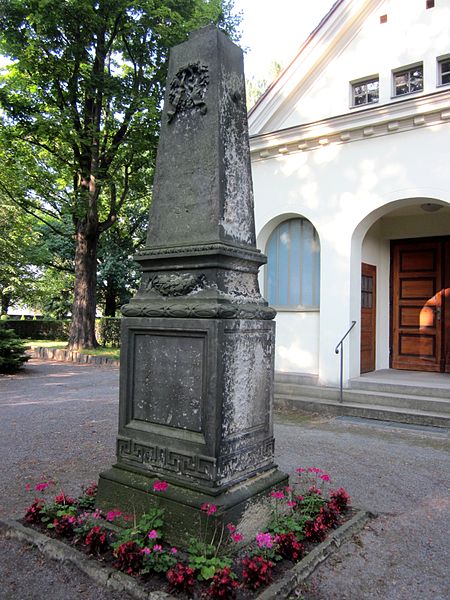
left=24, top=339, right=120, bottom=360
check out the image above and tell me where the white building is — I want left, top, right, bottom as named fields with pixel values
left=249, top=0, right=450, bottom=400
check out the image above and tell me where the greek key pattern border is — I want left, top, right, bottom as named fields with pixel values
left=117, top=437, right=216, bottom=481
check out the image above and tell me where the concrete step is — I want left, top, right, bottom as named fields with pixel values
left=349, top=378, right=450, bottom=400
left=275, top=382, right=450, bottom=414
left=274, top=393, right=450, bottom=428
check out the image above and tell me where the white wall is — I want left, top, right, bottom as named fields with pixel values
left=254, top=121, right=450, bottom=384
left=279, top=0, right=450, bottom=129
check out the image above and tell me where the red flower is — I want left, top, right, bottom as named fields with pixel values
left=206, top=567, right=239, bottom=598
left=329, top=487, right=351, bottom=512
left=53, top=514, right=76, bottom=537
left=152, top=480, right=168, bottom=492
left=166, top=563, right=195, bottom=593
left=201, top=502, right=217, bottom=516
left=275, top=532, right=304, bottom=562
left=242, top=555, right=273, bottom=590
left=106, top=509, right=122, bottom=522
left=55, top=492, right=76, bottom=506
left=24, top=499, right=44, bottom=523
left=113, top=541, right=143, bottom=575
left=271, top=490, right=284, bottom=500
left=84, top=525, right=108, bottom=555
left=83, top=482, right=98, bottom=497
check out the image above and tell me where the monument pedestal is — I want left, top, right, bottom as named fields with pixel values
left=98, top=466, right=287, bottom=547
left=97, top=316, right=287, bottom=544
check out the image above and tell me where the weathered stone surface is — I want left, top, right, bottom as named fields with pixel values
left=122, top=25, right=273, bottom=321
left=112, top=317, right=278, bottom=490
left=96, top=26, right=287, bottom=546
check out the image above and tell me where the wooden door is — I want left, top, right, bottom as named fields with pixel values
left=391, top=239, right=445, bottom=372
left=445, top=240, right=450, bottom=373
left=361, top=263, right=376, bottom=373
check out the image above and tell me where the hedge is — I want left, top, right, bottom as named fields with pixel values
left=0, top=317, right=121, bottom=346
left=0, top=319, right=71, bottom=340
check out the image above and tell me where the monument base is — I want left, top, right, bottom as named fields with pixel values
left=96, top=464, right=288, bottom=547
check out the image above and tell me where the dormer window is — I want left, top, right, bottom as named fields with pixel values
left=351, top=77, right=379, bottom=106
left=393, top=64, right=423, bottom=96
left=438, top=56, right=450, bottom=85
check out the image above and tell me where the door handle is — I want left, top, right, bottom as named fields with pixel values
left=436, top=306, right=441, bottom=321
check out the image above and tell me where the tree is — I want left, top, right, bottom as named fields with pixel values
left=0, top=0, right=240, bottom=349
left=0, top=196, right=40, bottom=315
left=246, top=60, right=282, bottom=109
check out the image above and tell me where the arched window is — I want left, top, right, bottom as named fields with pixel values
left=266, top=218, right=320, bottom=308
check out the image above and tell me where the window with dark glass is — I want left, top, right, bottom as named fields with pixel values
left=393, top=64, right=423, bottom=96
left=266, top=218, right=320, bottom=308
left=361, top=275, right=373, bottom=309
left=438, top=57, right=450, bottom=85
left=352, top=78, right=379, bottom=106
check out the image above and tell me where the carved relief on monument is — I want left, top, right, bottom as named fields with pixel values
left=117, top=437, right=216, bottom=482
left=146, top=273, right=206, bottom=297
left=167, top=63, right=209, bottom=123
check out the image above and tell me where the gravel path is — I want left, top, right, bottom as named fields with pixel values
left=0, top=359, right=449, bottom=599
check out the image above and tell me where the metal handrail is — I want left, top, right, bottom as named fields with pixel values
left=335, top=320, right=357, bottom=403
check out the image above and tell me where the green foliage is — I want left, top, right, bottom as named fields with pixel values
left=0, top=327, right=30, bottom=373
left=141, top=547, right=178, bottom=575
left=0, top=0, right=241, bottom=347
left=188, top=539, right=232, bottom=581
left=96, top=317, right=121, bottom=347
left=3, top=319, right=70, bottom=340
left=268, top=513, right=309, bottom=539
left=300, top=492, right=326, bottom=519
left=113, top=509, right=165, bottom=550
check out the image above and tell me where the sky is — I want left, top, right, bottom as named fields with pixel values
left=234, top=0, right=337, bottom=80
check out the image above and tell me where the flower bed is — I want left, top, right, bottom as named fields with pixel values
left=22, top=469, right=352, bottom=599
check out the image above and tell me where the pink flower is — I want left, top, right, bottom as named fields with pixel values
left=285, top=486, right=293, bottom=493
left=296, top=467, right=306, bottom=474
left=25, top=483, right=32, bottom=492
left=91, top=509, right=103, bottom=519
left=35, top=482, right=50, bottom=492
left=142, top=547, right=151, bottom=555
left=231, top=532, right=243, bottom=543
left=200, top=503, right=217, bottom=516
left=153, top=480, right=168, bottom=492
left=170, top=547, right=178, bottom=554
left=152, top=544, right=163, bottom=552
left=256, top=532, right=274, bottom=549
left=271, top=490, right=284, bottom=499
left=320, top=474, right=330, bottom=482
left=226, top=523, right=236, bottom=533
left=106, top=509, right=122, bottom=522
left=148, top=529, right=158, bottom=539
left=287, top=500, right=297, bottom=508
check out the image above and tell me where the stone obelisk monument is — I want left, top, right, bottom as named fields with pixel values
left=97, top=25, right=287, bottom=544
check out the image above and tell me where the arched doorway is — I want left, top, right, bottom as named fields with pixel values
left=353, top=198, right=450, bottom=375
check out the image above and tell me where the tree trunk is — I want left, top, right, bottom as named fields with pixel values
left=1, top=292, right=11, bottom=316
left=68, top=230, right=99, bottom=349
left=104, top=278, right=117, bottom=317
